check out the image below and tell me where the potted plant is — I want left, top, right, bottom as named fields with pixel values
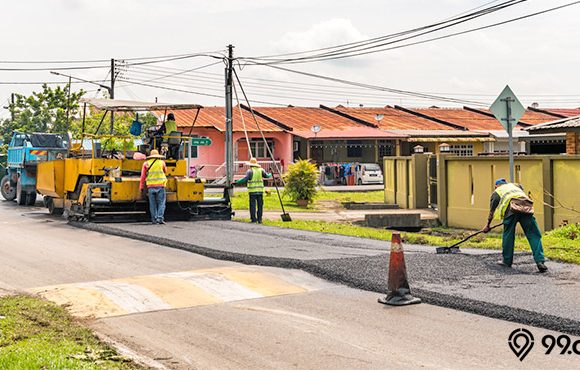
left=283, top=159, right=319, bottom=207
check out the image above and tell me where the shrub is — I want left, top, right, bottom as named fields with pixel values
left=547, top=223, right=580, bottom=240
left=283, top=159, right=319, bottom=202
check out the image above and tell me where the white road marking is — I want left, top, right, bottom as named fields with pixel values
left=165, top=271, right=263, bottom=301
left=78, top=280, right=172, bottom=313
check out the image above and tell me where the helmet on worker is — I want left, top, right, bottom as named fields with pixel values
left=494, top=178, right=507, bottom=188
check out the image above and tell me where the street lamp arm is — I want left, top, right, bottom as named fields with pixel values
left=50, top=71, right=111, bottom=91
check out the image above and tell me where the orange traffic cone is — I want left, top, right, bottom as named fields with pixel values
left=378, top=232, right=421, bottom=306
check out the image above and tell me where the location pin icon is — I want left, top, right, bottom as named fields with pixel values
left=508, top=328, right=535, bottom=361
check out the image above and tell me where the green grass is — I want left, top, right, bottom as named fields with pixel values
left=0, top=295, right=140, bottom=369
left=315, top=189, right=385, bottom=203
left=223, top=189, right=385, bottom=212
left=235, top=218, right=580, bottom=265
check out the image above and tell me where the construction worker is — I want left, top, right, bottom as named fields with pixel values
left=139, top=149, right=167, bottom=224
left=233, top=158, right=272, bottom=223
left=483, top=178, right=547, bottom=273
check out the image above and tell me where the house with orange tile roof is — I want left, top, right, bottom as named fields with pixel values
left=326, top=105, right=493, bottom=156
left=165, top=106, right=293, bottom=181
left=249, top=106, right=406, bottom=164
left=398, top=106, right=563, bottom=154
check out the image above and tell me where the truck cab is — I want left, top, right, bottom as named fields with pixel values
left=1, top=132, right=68, bottom=205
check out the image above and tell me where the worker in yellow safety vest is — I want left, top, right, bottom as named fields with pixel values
left=232, top=157, right=272, bottom=223
left=483, top=178, right=547, bottom=272
left=139, top=149, right=168, bottom=224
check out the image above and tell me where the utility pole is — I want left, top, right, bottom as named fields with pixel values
left=109, top=58, right=115, bottom=134
left=10, top=93, right=15, bottom=122
left=65, top=76, right=72, bottom=133
left=225, top=45, right=234, bottom=187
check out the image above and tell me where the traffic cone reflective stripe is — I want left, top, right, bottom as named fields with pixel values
left=378, top=232, right=421, bottom=306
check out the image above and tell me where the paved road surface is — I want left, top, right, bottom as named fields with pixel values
left=0, top=201, right=578, bottom=369
left=83, top=219, right=580, bottom=335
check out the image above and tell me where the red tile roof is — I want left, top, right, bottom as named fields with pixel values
left=540, top=108, right=580, bottom=118
left=165, top=106, right=285, bottom=132
left=520, top=110, right=561, bottom=125
left=332, top=106, right=456, bottom=130
left=253, top=106, right=405, bottom=139
left=409, top=107, right=506, bottom=130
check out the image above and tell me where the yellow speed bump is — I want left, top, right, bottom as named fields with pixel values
left=30, top=266, right=334, bottom=318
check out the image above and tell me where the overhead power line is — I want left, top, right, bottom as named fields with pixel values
left=243, top=0, right=520, bottom=61
left=0, top=80, right=99, bottom=85
left=0, top=53, right=225, bottom=72
left=249, top=64, right=489, bottom=106
left=0, top=50, right=226, bottom=64
left=242, top=1, right=580, bottom=65
left=240, top=0, right=525, bottom=64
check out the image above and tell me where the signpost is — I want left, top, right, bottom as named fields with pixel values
left=490, top=85, right=525, bottom=182
left=186, top=137, right=212, bottom=179
left=190, top=137, right=212, bottom=146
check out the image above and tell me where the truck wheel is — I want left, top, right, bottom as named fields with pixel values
left=358, top=179, right=363, bottom=185
left=46, top=197, right=64, bottom=215
left=1, top=175, right=16, bottom=201
left=16, top=178, right=26, bottom=205
left=26, top=192, right=37, bottom=206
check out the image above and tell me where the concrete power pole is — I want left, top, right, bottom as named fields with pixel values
left=10, top=93, right=15, bottom=122
left=110, top=58, right=115, bottom=134
left=225, top=45, right=234, bottom=186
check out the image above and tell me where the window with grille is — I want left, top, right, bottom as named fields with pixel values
left=448, top=144, right=474, bottom=156
left=250, top=139, right=274, bottom=158
left=347, top=140, right=363, bottom=157
left=378, top=140, right=394, bottom=157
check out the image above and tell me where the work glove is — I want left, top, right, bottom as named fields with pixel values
left=482, top=225, right=491, bottom=233
left=140, top=188, right=147, bottom=198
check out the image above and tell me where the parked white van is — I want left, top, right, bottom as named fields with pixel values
left=355, top=163, right=383, bottom=185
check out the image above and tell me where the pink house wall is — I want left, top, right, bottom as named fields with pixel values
left=179, top=128, right=293, bottom=175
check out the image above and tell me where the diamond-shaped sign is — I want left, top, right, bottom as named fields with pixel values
left=490, top=85, right=525, bottom=133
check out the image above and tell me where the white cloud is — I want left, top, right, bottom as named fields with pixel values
left=271, top=18, right=380, bottom=68
left=274, top=19, right=366, bottom=54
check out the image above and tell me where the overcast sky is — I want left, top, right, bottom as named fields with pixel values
left=0, top=0, right=578, bottom=116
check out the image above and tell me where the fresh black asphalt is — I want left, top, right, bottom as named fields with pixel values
left=72, top=220, right=580, bottom=336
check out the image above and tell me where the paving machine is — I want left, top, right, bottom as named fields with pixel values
left=36, top=98, right=232, bottom=222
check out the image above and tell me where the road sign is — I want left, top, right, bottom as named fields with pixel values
left=490, top=85, right=525, bottom=133
left=490, top=85, right=525, bottom=183
left=191, top=137, right=212, bottom=146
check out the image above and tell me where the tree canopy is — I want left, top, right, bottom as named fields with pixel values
left=0, top=84, right=158, bottom=152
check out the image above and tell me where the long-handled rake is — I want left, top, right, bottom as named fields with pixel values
left=436, top=224, right=502, bottom=254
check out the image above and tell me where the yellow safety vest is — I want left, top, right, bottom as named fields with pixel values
left=146, top=159, right=167, bottom=187
left=493, top=183, right=527, bottom=220
left=165, top=120, right=177, bottom=134
left=247, top=167, right=264, bottom=193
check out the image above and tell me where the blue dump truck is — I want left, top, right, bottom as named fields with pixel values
left=1, top=132, right=68, bottom=205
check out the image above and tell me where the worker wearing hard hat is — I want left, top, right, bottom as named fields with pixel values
left=139, top=149, right=168, bottom=224
left=483, top=178, right=547, bottom=273
left=232, top=158, right=272, bottom=223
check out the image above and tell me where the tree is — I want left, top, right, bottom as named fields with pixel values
left=0, top=84, right=158, bottom=153
left=0, top=84, right=83, bottom=148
